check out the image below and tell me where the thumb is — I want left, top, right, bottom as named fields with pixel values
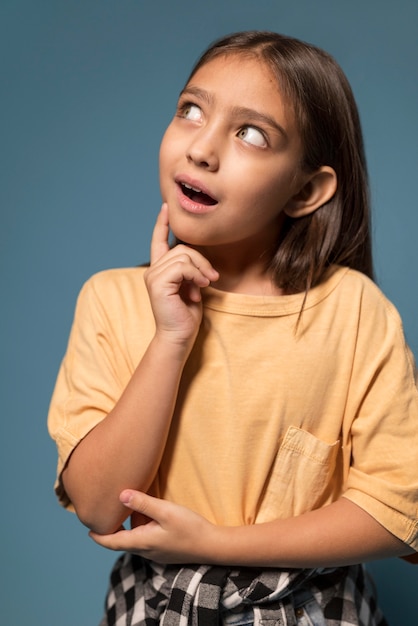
left=120, top=490, right=162, bottom=521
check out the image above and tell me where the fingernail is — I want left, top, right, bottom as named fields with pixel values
left=120, top=490, right=133, bottom=505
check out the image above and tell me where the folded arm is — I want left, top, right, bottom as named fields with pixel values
left=90, top=490, right=414, bottom=567
left=62, top=206, right=219, bottom=534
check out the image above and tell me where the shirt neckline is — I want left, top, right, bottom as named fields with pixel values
left=202, top=266, right=350, bottom=317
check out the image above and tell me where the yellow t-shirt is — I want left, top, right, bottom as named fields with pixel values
left=47, top=265, right=418, bottom=550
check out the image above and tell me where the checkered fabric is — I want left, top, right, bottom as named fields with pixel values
left=99, top=554, right=388, bottom=625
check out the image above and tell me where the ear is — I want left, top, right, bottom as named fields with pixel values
left=284, top=166, right=337, bottom=218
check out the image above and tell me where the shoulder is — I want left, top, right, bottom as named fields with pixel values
left=82, top=265, right=148, bottom=291
left=308, top=266, right=399, bottom=319
left=335, top=269, right=413, bottom=366
left=79, top=266, right=149, bottom=300
left=339, top=268, right=403, bottom=324
left=312, top=266, right=407, bottom=345
left=74, top=266, right=151, bottom=321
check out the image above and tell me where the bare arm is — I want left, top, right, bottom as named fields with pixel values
left=90, top=490, right=415, bottom=567
left=62, top=205, right=219, bottom=534
left=214, top=497, right=412, bottom=567
left=62, top=337, right=187, bottom=534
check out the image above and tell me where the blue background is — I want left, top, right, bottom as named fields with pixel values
left=1, top=1, right=417, bottom=623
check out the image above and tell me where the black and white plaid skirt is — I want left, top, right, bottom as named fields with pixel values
left=99, top=553, right=388, bottom=625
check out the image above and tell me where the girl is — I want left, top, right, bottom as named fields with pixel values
left=48, top=31, right=418, bottom=625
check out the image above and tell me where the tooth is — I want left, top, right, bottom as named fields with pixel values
left=183, top=183, right=202, bottom=193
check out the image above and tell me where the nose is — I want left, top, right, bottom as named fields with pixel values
left=186, top=127, right=220, bottom=171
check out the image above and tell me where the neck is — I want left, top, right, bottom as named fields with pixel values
left=194, top=242, right=283, bottom=296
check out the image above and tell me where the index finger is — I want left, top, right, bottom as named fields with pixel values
left=150, top=203, right=170, bottom=265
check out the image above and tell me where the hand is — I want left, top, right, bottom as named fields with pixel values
left=89, top=490, right=217, bottom=564
left=144, top=204, right=219, bottom=349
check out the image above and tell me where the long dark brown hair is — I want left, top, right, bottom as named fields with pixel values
left=183, top=31, right=374, bottom=293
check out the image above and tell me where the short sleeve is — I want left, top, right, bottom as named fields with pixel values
left=343, top=288, right=418, bottom=551
left=47, top=269, right=153, bottom=509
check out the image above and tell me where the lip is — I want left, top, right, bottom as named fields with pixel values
left=175, top=174, right=219, bottom=214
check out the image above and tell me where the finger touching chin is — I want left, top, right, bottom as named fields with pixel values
left=131, top=510, right=153, bottom=528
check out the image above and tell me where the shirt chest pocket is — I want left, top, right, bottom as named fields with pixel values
left=256, top=426, right=341, bottom=523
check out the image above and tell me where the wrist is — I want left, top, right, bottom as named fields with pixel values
left=199, top=522, right=284, bottom=568
left=198, top=524, right=246, bottom=566
left=152, top=330, right=197, bottom=361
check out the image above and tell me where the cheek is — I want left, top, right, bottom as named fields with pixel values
left=158, top=130, right=174, bottom=195
left=159, top=126, right=185, bottom=183
left=238, top=169, right=286, bottom=203
left=240, top=171, right=299, bottom=221
left=260, top=167, right=301, bottom=204
left=159, top=129, right=170, bottom=171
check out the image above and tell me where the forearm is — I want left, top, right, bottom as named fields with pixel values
left=209, top=498, right=411, bottom=568
left=63, top=335, right=188, bottom=534
left=90, top=491, right=414, bottom=568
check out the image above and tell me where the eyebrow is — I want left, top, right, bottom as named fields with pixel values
left=180, top=85, right=288, bottom=140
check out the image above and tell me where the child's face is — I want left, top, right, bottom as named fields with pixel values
left=159, top=54, right=306, bottom=254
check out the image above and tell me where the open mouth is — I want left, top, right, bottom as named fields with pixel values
left=180, top=182, right=217, bottom=206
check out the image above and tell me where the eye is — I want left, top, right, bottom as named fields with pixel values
left=237, top=126, right=267, bottom=147
left=180, top=103, right=202, bottom=122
